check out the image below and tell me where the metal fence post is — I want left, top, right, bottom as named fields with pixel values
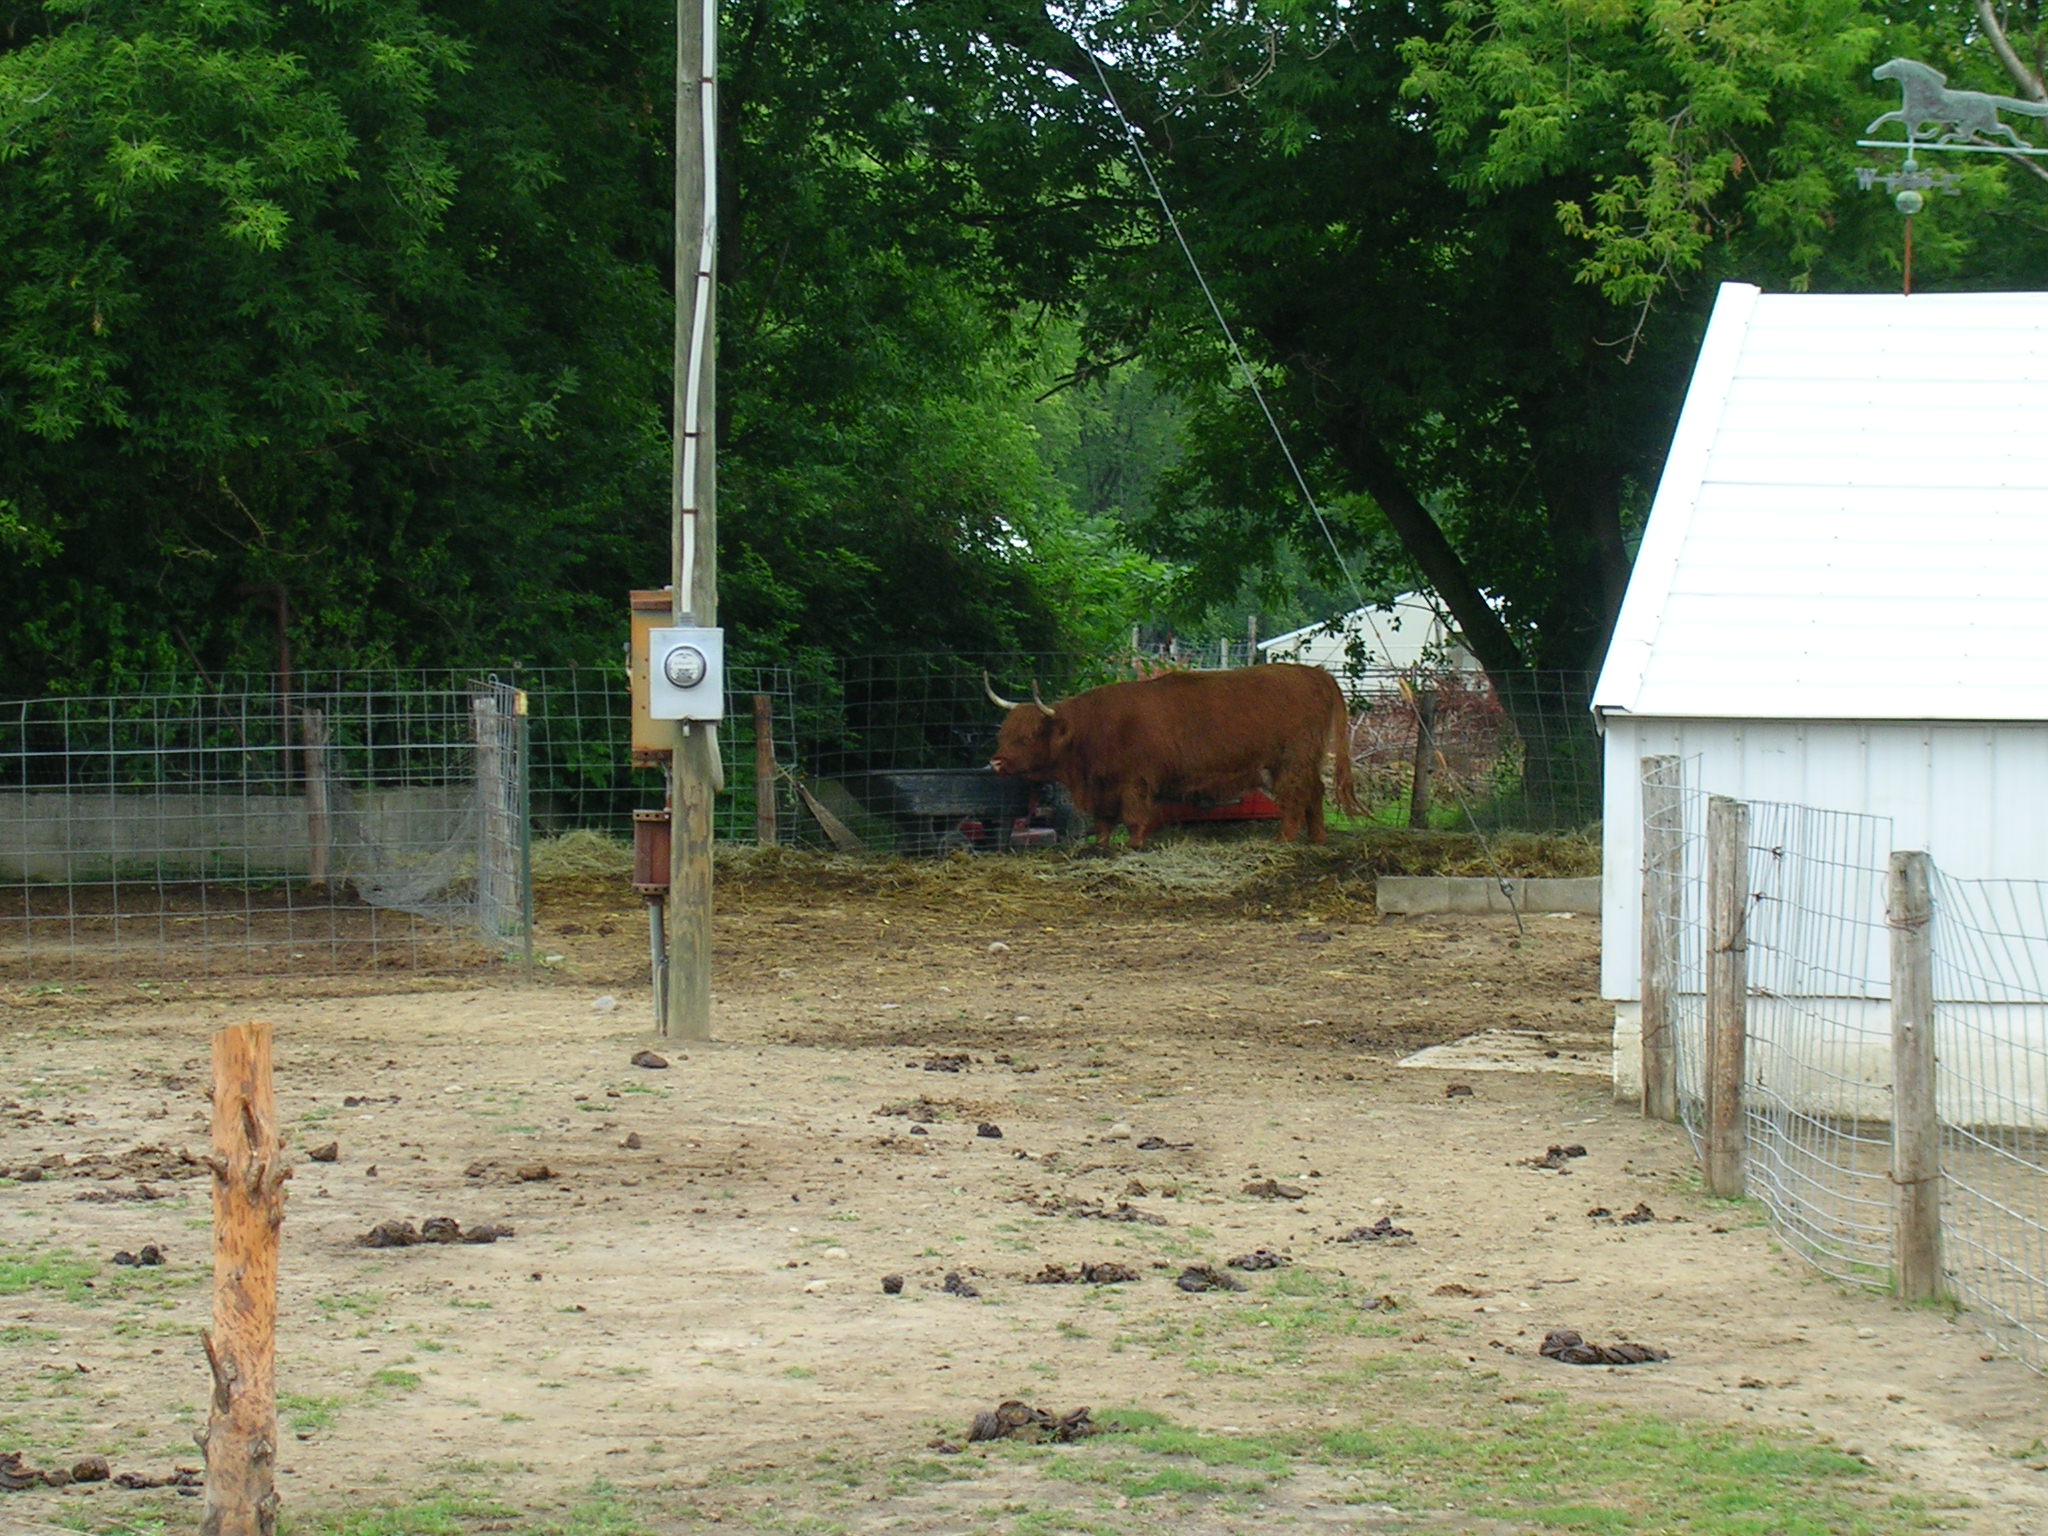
left=1888, top=849, right=1944, bottom=1301
left=1704, top=794, right=1749, bottom=1197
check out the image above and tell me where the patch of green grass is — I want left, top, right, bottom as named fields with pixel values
left=279, top=1490, right=514, bottom=1535
left=883, top=1457, right=974, bottom=1494
left=1261, top=1266, right=1333, bottom=1298
left=1115, top=1421, right=1295, bottom=1473
left=1240, top=1295, right=1405, bottom=1360
left=315, top=1289, right=386, bottom=1319
left=530, top=1479, right=655, bottom=1535
left=1319, top=1400, right=1947, bottom=1532
left=369, top=1367, right=422, bottom=1393
left=0, top=1246, right=103, bottom=1302
left=280, top=1392, right=346, bottom=1434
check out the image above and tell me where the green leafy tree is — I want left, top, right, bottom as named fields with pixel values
left=981, top=0, right=2044, bottom=818
left=0, top=0, right=1170, bottom=695
left=0, top=0, right=680, bottom=689
left=713, top=0, right=1171, bottom=671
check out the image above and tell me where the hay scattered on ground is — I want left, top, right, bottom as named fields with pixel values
left=530, top=831, right=634, bottom=879
left=700, top=828, right=1597, bottom=920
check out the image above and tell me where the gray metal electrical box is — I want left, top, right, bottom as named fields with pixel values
left=646, top=626, right=725, bottom=721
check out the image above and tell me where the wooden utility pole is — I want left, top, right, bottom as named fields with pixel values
left=200, top=1021, right=289, bottom=1536
left=668, top=0, right=718, bottom=1039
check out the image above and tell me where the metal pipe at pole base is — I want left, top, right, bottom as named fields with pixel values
left=647, top=897, right=669, bottom=1036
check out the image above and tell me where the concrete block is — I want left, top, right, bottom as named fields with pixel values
left=1375, top=875, right=1601, bottom=916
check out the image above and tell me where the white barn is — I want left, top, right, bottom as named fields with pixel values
left=1258, top=593, right=1477, bottom=689
left=1594, top=281, right=2048, bottom=1104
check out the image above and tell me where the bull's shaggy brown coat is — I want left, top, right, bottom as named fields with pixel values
left=987, top=663, right=1362, bottom=850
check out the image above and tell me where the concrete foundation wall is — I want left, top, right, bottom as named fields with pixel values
left=1610, top=998, right=2048, bottom=1129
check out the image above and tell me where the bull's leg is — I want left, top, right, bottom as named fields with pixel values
left=1123, top=781, right=1159, bottom=850
left=1273, top=759, right=1313, bottom=843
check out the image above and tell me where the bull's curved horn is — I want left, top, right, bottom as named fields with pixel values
left=983, top=672, right=1023, bottom=711
left=1028, top=680, right=1055, bottom=717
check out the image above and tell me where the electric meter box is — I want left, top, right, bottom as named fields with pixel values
left=647, top=626, right=725, bottom=721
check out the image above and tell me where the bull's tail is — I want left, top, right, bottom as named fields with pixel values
left=1328, top=686, right=1363, bottom=817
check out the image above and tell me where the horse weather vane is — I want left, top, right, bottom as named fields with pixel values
left=1858, top=57, right=2048, bottom=293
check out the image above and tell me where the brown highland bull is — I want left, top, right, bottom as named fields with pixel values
left=985, top=664, right=1362, bottom=850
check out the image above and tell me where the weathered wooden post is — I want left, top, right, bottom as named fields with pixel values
left=1888, top=850, right=1944, bottom=1301
left=753, top=693, right=776, bottom=847
left=1406, top=689, right=1438, bottom=830
left=201, top=1020, right=290, bottom=1536
left=300, top=709, right=329, bottom=888
left=472, top=690, right=522, bottom=938
left=1640, top=755, right=1682, bottom=1121
left=1703, top=795, right=1749, bottom=1197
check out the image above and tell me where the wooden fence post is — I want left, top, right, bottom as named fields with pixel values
left=1888, top=850, right=1945, bottom=1301
left=753, top=694, right=776, bottom=847
left=201, top=1021, right=290, bottom=1536
left=300, top=709, right=329, bottom=888
left=1640, top=755, right=1682, bottom=1121
left=1704, top=795, right=1749, bottom=1197
left=1406, top=689, right=1438, bottom=830
left=472, top=690, right=520, bottom=937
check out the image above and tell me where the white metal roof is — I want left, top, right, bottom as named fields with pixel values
left=1258, top=593, right=1477, bottom=673
left=1593, top=282, right=2048, bottom=722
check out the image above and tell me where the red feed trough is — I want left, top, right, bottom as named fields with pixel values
left=1153, top=790, right=1282, bottom=827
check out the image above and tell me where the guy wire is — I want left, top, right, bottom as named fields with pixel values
left=1081, top=37, right=1529, bottom=931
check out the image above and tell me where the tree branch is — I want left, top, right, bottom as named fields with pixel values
left=1331, top=420, right=1526, bottom=676
left=1978, top=0, right=2048, bottom=101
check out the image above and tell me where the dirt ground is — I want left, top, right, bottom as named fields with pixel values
left=2, top=844, right=2045, bottom=1535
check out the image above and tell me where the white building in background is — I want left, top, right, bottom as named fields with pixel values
left=1258, top=593, right=1477, bottom=692
left=1593, top=281, right=2048, bottom=1117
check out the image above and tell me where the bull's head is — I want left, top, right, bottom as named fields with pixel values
left=985, top=673, right=1060, bottom=778
left=982, top=672, right=1054, bottom=717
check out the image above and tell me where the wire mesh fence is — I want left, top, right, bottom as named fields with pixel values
left=514, top=654, right=1600, bottom=856
left=1924, top=874, right=2048, bottom=1373
left=785, top=656, right=1599, bottom=853
left=1652, top=767, right=2048, bottom=1375
left=1, top=656, right=1600, bottom=987
left=519, top=663, right=798, bottom=845
left=0, top=675, right=532, bottom=988
left=1724, top=799, right=1897, bottom=1290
